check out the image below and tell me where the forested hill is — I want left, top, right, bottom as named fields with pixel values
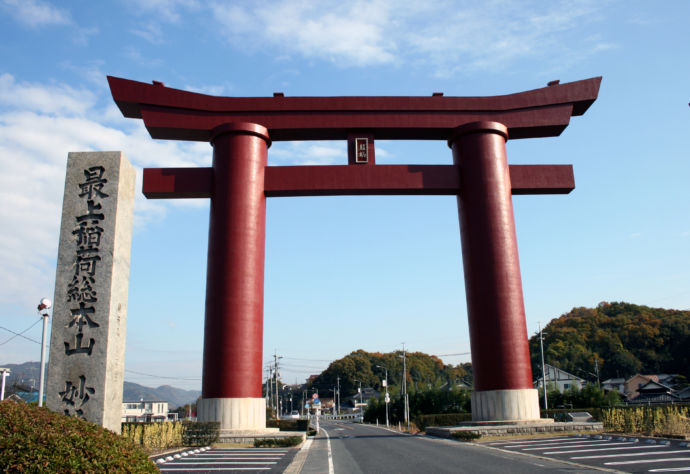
left=308, top=349, right=471, bottom=397
left=529, top=302, right=690, bottom=381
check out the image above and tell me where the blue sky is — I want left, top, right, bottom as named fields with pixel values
left=0, top=0, right=688, bottom=391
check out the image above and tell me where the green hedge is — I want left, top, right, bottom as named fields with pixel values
left=1, top=401, right=156, bottom=472
left=122, top=420, right=220, bottom=450
left=266, top=419, right=309, bottom=431
left=254, top=436, right=303, bottom=447
left=415, top=413, right=473, bottom=432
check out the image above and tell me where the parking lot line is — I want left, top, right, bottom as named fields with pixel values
left=605, top=457, right=690, bottom=466
left=544, top=445, right=668, bottom=454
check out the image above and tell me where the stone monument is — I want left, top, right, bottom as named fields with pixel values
left=46, top=151, right=135, bottom=433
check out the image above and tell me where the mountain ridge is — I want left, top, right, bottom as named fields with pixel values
left=0, top=361, right=200, bottom=409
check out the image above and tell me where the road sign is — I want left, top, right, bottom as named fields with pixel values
left=385, top=393, right=390, bottom=403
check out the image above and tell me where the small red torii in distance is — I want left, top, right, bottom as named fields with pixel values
left=108, top=76, right=601, bottom=429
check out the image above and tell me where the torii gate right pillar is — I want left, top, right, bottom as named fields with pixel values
left=450, top=121, right=540, bottom=421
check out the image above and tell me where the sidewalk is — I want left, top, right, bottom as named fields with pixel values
left=284, top=431, right=331, bottom=474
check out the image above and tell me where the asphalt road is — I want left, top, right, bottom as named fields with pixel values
left=297, top=420, right=605, bottom=473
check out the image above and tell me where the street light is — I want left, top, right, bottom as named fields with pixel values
left=37, top=297, right=51, bottom=408
left=376, top=364, right=389, bottom=428
left=353, top=379, right=363, bottom=421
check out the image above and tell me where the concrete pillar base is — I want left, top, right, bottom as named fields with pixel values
left=197, top=397, right=267, bottom=431
left=471, top=388, right=541, bottom=422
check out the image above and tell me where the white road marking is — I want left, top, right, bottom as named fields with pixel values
left=505, top=440, right=613, bottom=448
left=606, top=457, right=690, bottom=466
left=190, top=454, right=284, bottom=457
left=322, top=427, right=335, bottom=474
left=648, top=468, right=690, bottom=472
left=488, top=437, right=572, bottom=445
left=161, top=468, right=271, bottom=471
left=171, top=457, right=283, bottom=460
left=161, top=461, right=278, bottom=465
left=523, top=442, right=634, bottom=451
left=544, top=445, right=668, bottom=454
left=572, top=450, right=690, bottom=460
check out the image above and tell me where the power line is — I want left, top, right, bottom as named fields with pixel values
left=124, top=369, right=201, bottom=381
left=0, top=318, right=42, bottom=346
left=281, top=356, right=333, bottom=362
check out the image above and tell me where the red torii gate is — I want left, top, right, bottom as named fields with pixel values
left=109, top=76, right=600, bottom=430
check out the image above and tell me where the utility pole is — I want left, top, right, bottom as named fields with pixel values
left=336, top=376, right=340, bottom=414
left=266, top=366, right=273, bottom=416
left=401, top=344, right=409, bottom=430
left=376, top=364, right=389, bottom=428
left=594, top=357, right=600, bottom=388
left=539, top=322, right=548, bottom=410
left=273, top=351, right=282, bottom=419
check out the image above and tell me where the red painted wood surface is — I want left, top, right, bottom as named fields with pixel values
left=142, top=164, right=574, bottom=198
left=451, top=122, right=534, bottom=391
left=108, top=76, right=601, bottom=142
left=201, top=123, right=269, bottom=399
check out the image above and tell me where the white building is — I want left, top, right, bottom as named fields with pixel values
left=121, top=400, right=172, bottom=423
left=535, top=364, right=586, bottom=392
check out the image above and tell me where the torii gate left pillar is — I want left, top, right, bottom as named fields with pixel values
left=107, top=75, right=601, bottom=431
left=198, top=123, right=271, bottom=430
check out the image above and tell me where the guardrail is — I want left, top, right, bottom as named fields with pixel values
left=319, top=414, right=363, bottom=421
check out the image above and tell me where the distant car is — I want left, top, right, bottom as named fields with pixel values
left=289, top=410, right=300, bottom=419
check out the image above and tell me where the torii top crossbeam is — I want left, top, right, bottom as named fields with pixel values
left=108, top=76, right=601, bottom=142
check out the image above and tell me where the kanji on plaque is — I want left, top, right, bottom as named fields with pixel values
left=355, top=137, right=368, bottom=163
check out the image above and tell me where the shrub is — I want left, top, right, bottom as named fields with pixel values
left=254, top=436, right=303, bottom=448
left=266, top=419, right=309, bottom=431
left=600, top=405, right=690, bottom=435
left=414, top=413, right=473, bottom=432
left=121, top=421, right=184, bottom=450
left=121, top=420, right=220, bottom=450
left=0, top=400, right=156, bottom=472
left=451, top=430, right=481, bottom=441
left=181, top=421, right=220, bottom=446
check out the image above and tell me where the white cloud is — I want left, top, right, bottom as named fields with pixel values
left=122, top=46, right=163, bottom=67
left=269, top=141, right=346, bottom=166
left=0, top=75, right=210, bottom=309
left=211, top=0, right=397, bottom=66
left=208, top=0, right=610, bottom=74
left=130, top=22, right=165, bottom=44
left=1, top=0, right=72, bottom=28
left=0, top=73, right=95, bottom=116
left=123, top=0, right=200, bottom=23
